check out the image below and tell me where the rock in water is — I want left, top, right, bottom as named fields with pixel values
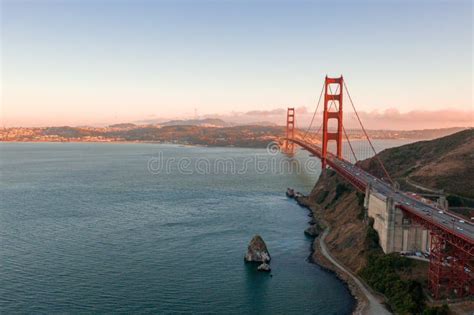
left=257, top=263, right=271, bottom=272
left=244, top=235, right=271, bottom=263
left=304, top=224, right=322, bottom=237
left=286, top=188, right=295, bottom=198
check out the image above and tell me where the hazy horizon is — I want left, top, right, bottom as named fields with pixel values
left=1, top=0, right=473, bottom=129
left=2, top=107, right=473, bottom=131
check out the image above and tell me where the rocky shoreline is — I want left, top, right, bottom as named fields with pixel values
left=292, top=194, right=370, bottom=315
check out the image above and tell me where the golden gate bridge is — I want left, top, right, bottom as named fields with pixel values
left=281, top=76, right=473, bottom=299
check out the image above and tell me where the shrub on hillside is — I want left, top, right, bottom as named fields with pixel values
left=359, top=253, right=426, bottom=314
left=335, top=183, right=350, bottom=200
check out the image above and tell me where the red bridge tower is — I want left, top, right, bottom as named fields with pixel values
left=285, top=107, right=295, bottom=155
left=322, top=76, right=343, bottom=169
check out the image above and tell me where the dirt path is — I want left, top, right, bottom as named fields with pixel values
left=318, top=227, right=391, bottom=315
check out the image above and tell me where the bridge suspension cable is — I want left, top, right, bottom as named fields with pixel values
left=343, top=81, right=394, bottom=184
left=342, top=125, right=358, bottom=162
left=290, top=76, right=394, bottom=184
left=306, top=81, right=342, bottom=145
left=302, top=80, right=325, bottom=140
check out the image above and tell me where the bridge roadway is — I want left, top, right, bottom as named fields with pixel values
left=289, top=138, right=474, bottom=245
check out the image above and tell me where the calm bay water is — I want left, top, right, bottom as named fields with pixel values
left=0, top=141, right=412, bottom=314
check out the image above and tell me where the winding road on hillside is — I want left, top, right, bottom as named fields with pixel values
left=318, top=227, right=391, bottom=315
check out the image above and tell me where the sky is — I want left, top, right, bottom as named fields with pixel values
left=1, top=0, right=473, bottom=128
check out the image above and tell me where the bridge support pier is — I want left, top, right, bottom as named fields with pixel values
left=364, top=182, right=371, bottom=209
left=385, top=197, right=397, bottom=253
left=367, top=191, right=473, bottom=299
left=429, top=233, right=448, bottom=299
left=428, top=232, right=473, bottom=299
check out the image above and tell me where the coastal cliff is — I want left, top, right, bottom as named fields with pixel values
left=302, top=171, right=375, bottom=272
left=299, top=130, right=474, bottom=314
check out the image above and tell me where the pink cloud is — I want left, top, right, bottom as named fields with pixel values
left=206, top=107, right=473, bottom=130
left=355, top=109, right=473, bottom=130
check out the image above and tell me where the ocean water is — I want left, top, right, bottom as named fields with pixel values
left=0, top=141, right=412, bottom=314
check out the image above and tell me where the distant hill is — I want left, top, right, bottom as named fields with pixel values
left=108, top=123, right=137, bottom=128
left=159, top=118, right=231, bottom=127
left=240, top=121, right=278, bottom=127
left=364, top=127, right=467, bottom=140
left=359, top=129, right=474, bottom=199
left=42, top=126, right=94, bottom=137
left=103, top=124, right=283, bottom=147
